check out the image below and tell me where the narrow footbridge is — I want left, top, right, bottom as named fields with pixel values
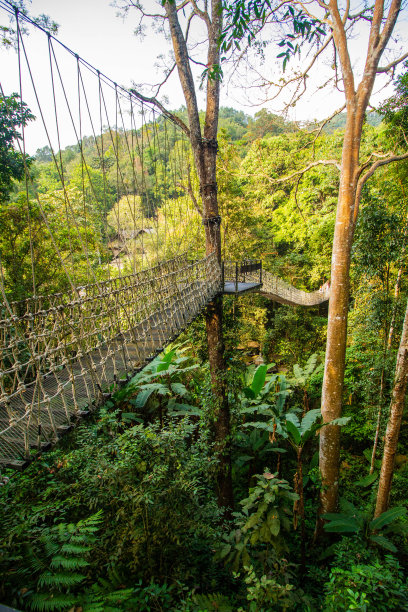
left=0, top=255, right=329, bottom=470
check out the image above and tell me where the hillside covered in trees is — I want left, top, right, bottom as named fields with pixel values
left=1, top=0, right=408, bottom=610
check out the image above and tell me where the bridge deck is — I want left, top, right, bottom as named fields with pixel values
left=223, top=281, right=262, bottom=294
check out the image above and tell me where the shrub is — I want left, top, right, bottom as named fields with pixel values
left=323, top=555, right=408, bottom=611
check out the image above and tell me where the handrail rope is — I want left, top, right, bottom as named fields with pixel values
left=116, top=91, right=144, bottom=269
left=0, top=251, right=196, bottom=313
left=16, top=27, right=98, bottom=290
left=15, top=10, right=36, bottom=298
left=0, top=0, right=186, bottom=134
left=48, top=36, right=76, bottom=278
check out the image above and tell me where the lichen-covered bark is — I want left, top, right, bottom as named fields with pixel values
left=374, top=299, right=408, bottom=517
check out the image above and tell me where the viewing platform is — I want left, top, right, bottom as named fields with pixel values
left=222, top=261, right=263, bottom=294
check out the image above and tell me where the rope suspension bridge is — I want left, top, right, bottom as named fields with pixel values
left=0, top=2, right=329, bottom=470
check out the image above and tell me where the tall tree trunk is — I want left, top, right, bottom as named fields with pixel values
left=374, top=298, right=408, bottom=517
left=318, top=105, right=359, bottom=519
left=317, top=0, right=402, bottom=527
left=387, top=267, right=403, bottom=349
left=165, top=0, right=232, bottom=510
left=370, top=266, right=405, bottom=473
left=370, top=362, right=387, bottom=474
left=206, top=295, right=233, bottom=508
left=293, top=447, right=306, bottom=571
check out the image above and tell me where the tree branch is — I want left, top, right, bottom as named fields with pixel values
left=129, top=88, right=190, bottom=136
left=164, top=0, right=202, bottom=152
left=267, top=159, right=341, bottom=184
left=186, top=164, right=203, bottom=216
left=354, top=150, right=408, bottom=223
left=301, top=104, right=346, bottom=157
left=151, top=62, right=177, bottom=97
left=189, top=0, right=211, bottom=29
left=377, top=51, right=408, bottom=73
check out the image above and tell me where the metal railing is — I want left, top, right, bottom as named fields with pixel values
left=222, top=260, right=262, bottom=292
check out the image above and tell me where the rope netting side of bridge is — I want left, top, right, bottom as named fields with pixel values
left=260, top=271, right=330, bottom=306
left=0, top=3, right=214, bottom=467
left=0, top=253, right=221, bottom=466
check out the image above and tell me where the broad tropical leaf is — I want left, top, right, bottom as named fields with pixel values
left=285, top=412, right=300, bottom=429
left=322, top=518, right=360, bottom=533
left=300, top=408, right=321, bottom=435
left=328, top=416, right=351, bottom=427
left=355, top=472, right=378, bottom=488
left=250, top=364, right=268, bottom=396
left=369, top=534, right=397, bottom=553
left=168, top=402, right=201, bottom=416
left=133, top=386, right=158, bottom=409
left=370, top=506, right=407, bottom=530
left=285, top=418, right=301, bottom=445
left=170, top=382, right=188, bottom=396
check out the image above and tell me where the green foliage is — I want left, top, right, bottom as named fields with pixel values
left=0, top=406, right=223, bottom=609
left=353, top=197, right=407, bottom=282
left=242, top=364, right=269, bottom=399
left=323, top=555, right=408, bottom=611
left=217, top=472, right=298, bottom=571
left=239, top=562, right=311, bottom=611
left=0, top=92, right=34, bottom=201
left=185, top=591, right=234, bottom=611
left=0, top=187, right=105, bottom=300
left=379, top=60, right=408, bottom=139
left=81, top=576, right=177, bottom=612
left=262, top=307, right=327, bottom=369
left=117, top=345, right=202, bottom=421
left=323, top=498, right=408, bottom=553
left=288, top=354, right=322, bottom=389
left=241, top=371, right=292, bottom=439
left=220, top=1, right=325, bottom=71
left=25, top=512, right=103, bottom=611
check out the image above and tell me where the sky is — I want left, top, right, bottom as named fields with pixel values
left=1, top=0, right=407, bottom=152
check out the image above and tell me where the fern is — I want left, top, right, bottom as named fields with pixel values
left=26, top=511, right=103, bottom=611
left=50, top=554, right=89, bottom=569
left=189, top=592, right=234, bottom=611
left=38, top=571, right=85, bottom=588
left=30, top=593, right=77, bottom=611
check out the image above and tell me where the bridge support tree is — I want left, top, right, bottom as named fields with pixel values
left=120, top=0, right=233, bottom=511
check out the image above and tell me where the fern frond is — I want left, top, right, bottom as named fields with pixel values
left=42, top=539, right=60, bottom=559
left=59, top=542, right=92, bottom=555
left=38, top=570, right=85, bottom=588
left=30, top=592, right=77, bottom=611
left=50, top=554, right=89, bottom=569
left=191, top=592, right=234, bottom=611
left=70, top=534, right=97, bottom=544
left=81, top=587, right=135, bottom=612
